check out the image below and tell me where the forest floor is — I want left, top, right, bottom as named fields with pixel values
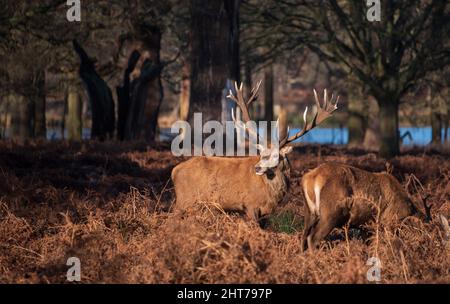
left=0, top=141, right=449, bottom=283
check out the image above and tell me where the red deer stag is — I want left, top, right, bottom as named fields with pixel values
left=171, top=83, right=339, bottom=223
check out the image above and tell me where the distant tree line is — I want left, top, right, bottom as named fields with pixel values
left=0, top=0, right=448, bottom=158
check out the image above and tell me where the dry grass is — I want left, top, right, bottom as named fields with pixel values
left=0, top=141, right=448, bottom=283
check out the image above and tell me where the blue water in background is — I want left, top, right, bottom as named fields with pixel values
left=44, top=126, right=449, bottom=146
left=284, top=127, right=449, bottom=145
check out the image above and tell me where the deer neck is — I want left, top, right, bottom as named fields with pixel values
left=262, top=163, right=290, bottom=203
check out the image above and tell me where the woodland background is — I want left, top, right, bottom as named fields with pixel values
left=0, top=1, right=449, bottom=283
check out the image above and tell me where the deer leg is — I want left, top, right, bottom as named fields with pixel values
left=307, top=216, right=340, bottom=250
left=301, top=207, right=311, bottom=252
left=302, top=205, right=320, bottom=252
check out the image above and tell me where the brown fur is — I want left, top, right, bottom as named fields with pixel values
left=301, top=162, right=419, bottom=250
left=171, top=156, right=290, bottom=221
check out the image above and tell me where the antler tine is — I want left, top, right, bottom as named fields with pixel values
left=227, top=89, right=238, bottom=104
left=281, top=88, right=339, bottom=147
left=231, top=107, right=258, bottom=141
left=247, top=80, right=262, bottom=106
left=313, top=89, right=320, bottom=107
left=227, top=80, right=263, bottom=142
left=228, top=81, right=251, bottom=122
left=280, top=106, right=309, bottom=146
left=235, top=81, right=246, bottom=107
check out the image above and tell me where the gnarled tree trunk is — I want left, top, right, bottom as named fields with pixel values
left=117, top=50, right=140, bottom=141
left=73, top=40, right=115, bottom=140
left=119, top=26, right=163, bottom=142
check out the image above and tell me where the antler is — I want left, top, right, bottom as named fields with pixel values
left=227, top=80, right=262, bottom=140
left=280, top=89, right=338, bottom=147
left=227, top=80, right=262, bottom=122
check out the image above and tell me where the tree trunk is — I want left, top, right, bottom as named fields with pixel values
left=444, top=111, right=449, bottom=143
left=431, top=110, right=442, bottom=145
left=124, top=59, right=163, bottom=141
left=189, top=0, right=240, bottom=125
left=122, top=26, right=163, bottom=142
left=117, top=50, right=140, bottom=140
left=0, top=98, right=8, bottom=139
left=67, top=81, right=82, bottom=141
left=278, top=107, right=288, bottom=141
left=33, top=70, right=46, bottom=139
left=378, top=100, right=400, bottom=158
left=347, top=95, right=367, bottom=146
left=244, top=59, right=258, bottom=118
left=424, top=86, right=443, bottom=145
left=139, top=26, right=163, bottom=143
left=9, top=94, right=32, bottom=142
left=73, top=40, right=115, bottom=140
left=179, top=60, right=190, bottom=121
left=264, top=64, right=274, bottom=124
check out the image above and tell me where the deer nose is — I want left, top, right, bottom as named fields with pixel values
left=255, top=166, right=264, bottom=175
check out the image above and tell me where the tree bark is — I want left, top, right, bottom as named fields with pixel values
left=9, top=94, right=32, bottom=142
left=378, top=100, right=400, bottom=158
left=347, top=95, right=367, bottom=146
left=67, top=80, right=82, bottom=141
left=189, top=0, right=240, bottom=125
left=73, top=40, right=115, bottom=140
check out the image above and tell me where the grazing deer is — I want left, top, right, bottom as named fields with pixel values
left=171, top=82, right=339, bottom=223
left=301, top=163, right=433, bottom=251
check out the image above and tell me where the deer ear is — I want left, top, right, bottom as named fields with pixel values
left=280, top=146, right=293, bottom=156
